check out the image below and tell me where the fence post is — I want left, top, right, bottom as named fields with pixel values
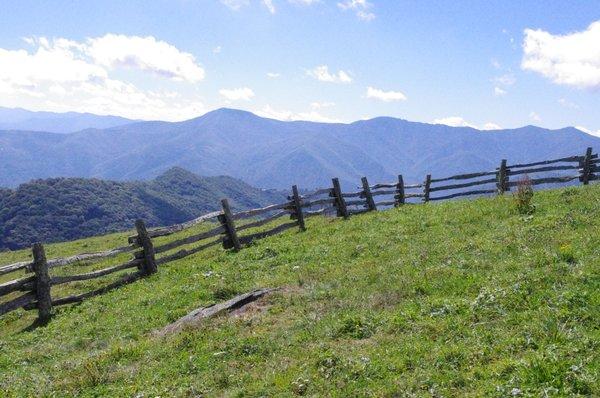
left=361, top=177, right=377, bottom=211
left=31, top=242, right=52, bottom=322
left=581, top=147, right=593, bottom=185
left=423, top=174, right=432, bottom=203
left=291, top=185, right=306, bottom=231
left=219, top=198, right=241, bottom=251
left=395, top=175, right=405, bottom=207
left=497, top=159, right=508, bottom=194
left=331, top=178, right=349, bottom=219
left=135, top=219, right=157, bottom=275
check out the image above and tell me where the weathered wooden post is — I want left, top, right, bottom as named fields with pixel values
left=31, top=242, right=52, bottom=322
left=291, top=185, right=306, bottom=231
left=135, top=219, right=157, bottom=275
left=361, top=177, right=377, bottom=211
left=395, top=174, right=405, bottom=207
left=423, top=174, right=432, bottom=203
left=331, top=178, right=349, bottom=219
left=219, top=198, right=241, bottom=251
left=496, top=159, right=509, bottom=194
left=580, top=147, right=593, bottom=185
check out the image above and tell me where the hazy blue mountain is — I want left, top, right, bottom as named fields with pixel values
left=0, top=167, right=285, bottom=250
left=0, top=107, right=136, bottom=133
left=1, top=108, right=599, bottom=189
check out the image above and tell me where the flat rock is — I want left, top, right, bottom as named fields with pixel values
left=153, top=287, right=278, bottom=337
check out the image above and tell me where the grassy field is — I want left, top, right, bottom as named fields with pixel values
left=1, top=185, right=599, bottom=397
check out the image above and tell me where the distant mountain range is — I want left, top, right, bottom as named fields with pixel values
left=0, top=168, right=285, bottom=250
left=1, top=107, right=599, bottom=189
left=0, top=107, right=136, bottom=133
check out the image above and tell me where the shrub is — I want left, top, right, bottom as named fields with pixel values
left=335, top=315, right=375, bottom=339
left=513, top=175, right=535, bottom=215
left=558, top=244, right=576, bottom=264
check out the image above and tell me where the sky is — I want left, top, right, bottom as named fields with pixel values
left=0, top=0, right=599, bottom=133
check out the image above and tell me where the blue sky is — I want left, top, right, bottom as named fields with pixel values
left=0, top=0, right=599, bottom=133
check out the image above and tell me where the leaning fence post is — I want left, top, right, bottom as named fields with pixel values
left=331, top=178, right=349, bottom=219
left=291, top=185, right=306, bottom=231
left=31, top=242, right=52, bottom=322
left=395, top=175, right=405, bottom=207
left=581, top=147, right=593, bottom=185
left=497, top=159, right=509, bottom=194
left=219, top=198, right=241, bottom=251
left=423, top=174, right=432, bottom=203
left=135, top=219, right=157, bottom=275
left=361, top=177, right=377, bottom=211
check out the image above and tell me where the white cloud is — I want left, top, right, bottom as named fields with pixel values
left=433, top=117, right=502, bottom=131
left=337, top=0, right=375, bottom=21
left=256, top=104, right=341, bottom=123
left=575, top=126, right=600, bottom=137
left=219, top=87, right=255, bottom=101
left=522, top=21, right=600, bottom=89
left=0, top=35, right=207, bottom=121
left=262, top=0, right=275, bottom=13
left=267, top=72, right=280, bottom=78
left=220, top=0, right=249, bottom=10
left=494, top=86, right=507, bottom=96
left=433, top=116, right=477, bottom=128
left=529, top=111, right=541, bottom=122
left=558, top=98, right=579, bottom=109
left=306, top=65, right=352, bottom=84
left=0, top=44, right=107, bottom=88
left=366, top=86, right=407, bottom=102
left=213, top=46, right=222, bottom=54
left=85, top=34, right=205, bottom=83
left=482, top=122, right=502, bottom=130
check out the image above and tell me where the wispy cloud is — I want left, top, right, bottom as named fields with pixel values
left=289, top=0, right=320, bottom=4
left=558, top=98, right=579, bottom=109
left=267, top=72, right=280, bottom=78
left=220, top=0, right=250, bottom=11
left=219, top=87, right=255, bottom=101
left=494, top=87, right=507, bottom=96
left=337, top=0, right=375, bottom=21
left=310, top=101, right=335, bottom=109
left=262, top=0, right=275, bottom=13
left=492, top=73, right=516, bottom=86
left=256, top=104, right=341, bottom=123
left=529, top=111, right=541, bottom=122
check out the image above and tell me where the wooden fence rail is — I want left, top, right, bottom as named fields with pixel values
left=1, top=147, right=597, bottom=322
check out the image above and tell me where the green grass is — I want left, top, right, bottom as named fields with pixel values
left=1, top=185, right=599, bottom=397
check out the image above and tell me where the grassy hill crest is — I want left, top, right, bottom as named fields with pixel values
left=1, top=184, right=599, bottom=396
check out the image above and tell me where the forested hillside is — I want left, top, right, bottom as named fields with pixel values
left=2, top=108, right=599, bottom=189
left=0, top=168, right=284, bottom=250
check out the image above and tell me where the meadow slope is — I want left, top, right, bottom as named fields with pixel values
left=1, top=185, right=599, bottom=397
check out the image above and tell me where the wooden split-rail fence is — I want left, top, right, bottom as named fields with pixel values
left=1, top=148, right=597, bottom=322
